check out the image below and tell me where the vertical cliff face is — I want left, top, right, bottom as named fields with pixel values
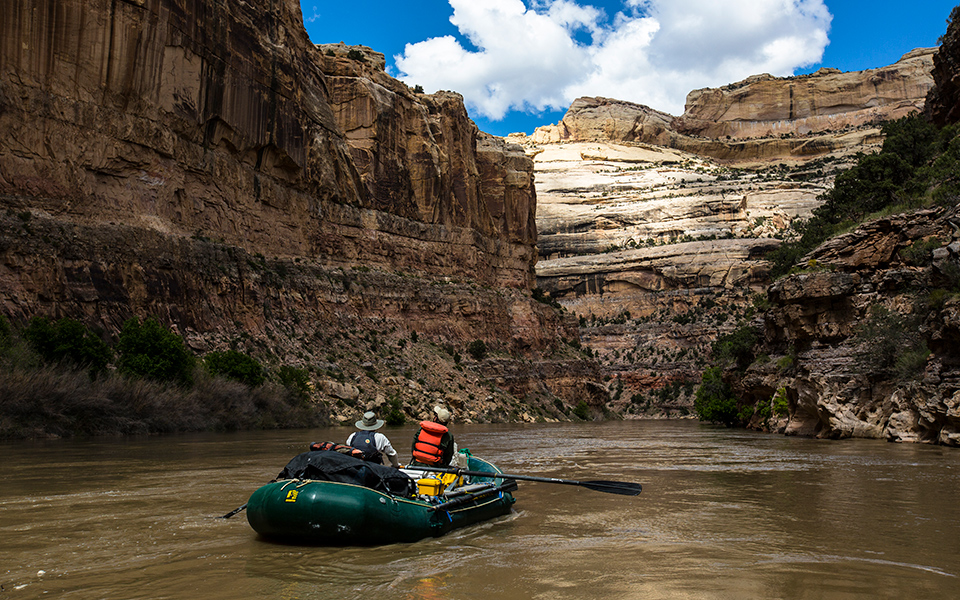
left=679, top=49, right=936, bottom=140
left=0, top=0, right=536, bottom=288
left=0, top=0, right=592, bottom=423
left=736, top=209, right=960, bottom=446
left=927, top=10, right=960, bottom=126
left=316, top=43, right=537, bottom=288
left=0, top=0, right=361, bottom=255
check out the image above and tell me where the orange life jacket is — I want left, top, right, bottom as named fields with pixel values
left=411, top=421, right=450, bottom=466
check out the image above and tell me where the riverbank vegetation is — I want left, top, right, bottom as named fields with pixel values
left=0, top=315, right=326, bottom=440
left=766, top=113, right=960, bottom=279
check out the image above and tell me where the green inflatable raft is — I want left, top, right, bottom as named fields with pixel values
left=246, top=453, right=516, bottom=545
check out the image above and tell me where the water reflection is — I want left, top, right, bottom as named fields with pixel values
left=1, top=421, right=958, bottom=599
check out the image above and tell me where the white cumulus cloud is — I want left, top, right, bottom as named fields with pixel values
left=395, top=0, right=832, bottom=119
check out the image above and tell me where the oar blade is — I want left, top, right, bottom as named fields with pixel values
left=581, top=480, right=642, bottom=496
left=219, top=503, right=247, bottom=519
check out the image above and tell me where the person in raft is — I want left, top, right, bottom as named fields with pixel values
left=346, top=411, right=401, bottom=468
left=409, top=405, right=458, bottom=467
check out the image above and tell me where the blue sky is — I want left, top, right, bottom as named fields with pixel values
left=302, top=1, right=958, bottom=136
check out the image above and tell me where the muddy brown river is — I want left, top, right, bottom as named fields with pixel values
left=1, top=420, right=958, bottom=599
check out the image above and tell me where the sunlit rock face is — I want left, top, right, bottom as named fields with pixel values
left=0, top=0, right=597, bottom=422
left=533, top=50, right=934, bottom=164
left=516, top=48, right=936, bottom=418
left=678, top=49, right=936, bottom=141
left=316, top=43, right=538, bottom=289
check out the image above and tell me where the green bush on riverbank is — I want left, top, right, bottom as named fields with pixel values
left=0, top=315, right=327, bottom=440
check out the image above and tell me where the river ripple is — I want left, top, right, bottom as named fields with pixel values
left=1, top=420, right=958, bottom=599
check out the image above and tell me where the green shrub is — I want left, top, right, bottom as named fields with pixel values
left=899, top=237, right=944, bottom=266
left=694, top=367, right=739, bottom=426
left=711, top=325, right=758, bottom=372
left=772, top=387, right=790, bottom=418
left=894, top=345, right=932, bottom=382
left=776, top=354, right=795, bottom=372
left=756, top=401, right=772, bottom=420
left=384, top=396, right=406, bottom=426
left=467, top=339, right=487, bottom=360
left=116, top=317, right=195, bottom=385
left=21, top=316, right=112, bottom=377
left=926, top=288, right=957, bottom=311
left=204, top=350, right=265, bottom=387
left=346, top=49, right=365, bottom=61
left=853, top=306, right=928, bottom=381
left=572, top=400, right=591, bottom=420
left=277, top=365, right=312, bottom=403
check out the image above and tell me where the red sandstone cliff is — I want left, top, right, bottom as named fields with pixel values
left=0, top=0, right=600, bottom=423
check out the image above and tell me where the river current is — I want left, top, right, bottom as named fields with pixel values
left=1, top=420, right=958, bottom=599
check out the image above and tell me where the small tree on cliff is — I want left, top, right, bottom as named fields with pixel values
left=711, top=325, right=758, bottom=372
left=467, top=339, right=487, bottom=360
left=116, top=317, right=195, bottom=386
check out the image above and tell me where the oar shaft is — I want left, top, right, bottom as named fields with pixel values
left=411, top=465, right=563, bottom=483
left=220, top=503, right=247, bottom=519
left=410, top=466, right=641, bottom=495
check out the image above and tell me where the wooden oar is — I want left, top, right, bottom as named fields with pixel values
left=219, top=503, right=247, bottom=519
left=410, top=466, right=642, bottom=496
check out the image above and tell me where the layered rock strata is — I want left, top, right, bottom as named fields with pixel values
left=678, top=49, right=935, bottom=140
left=523, top=138, right=840, bottom=416
left=523, top=49, right=935, bottom=417
left=531, top=49, right=934, bottom=164
left=0, top=0, right=594, bottom=423
left=737, top=209, right=960, bottom=445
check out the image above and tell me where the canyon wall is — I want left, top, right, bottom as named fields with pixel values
left=730, top=9, right=960, bottom=446
left=531, top=49, right=934, bottom=165
left=926, top=10, right=960, bottom=125
left=678, top=49, right=935, bottom=141
left=736, top=209, right=960, bottom=445
left=520, top=48, right=938, bottom=419
left=0, top=0, right=536, bottom=289
left=0, top=0, right=599, bottom=424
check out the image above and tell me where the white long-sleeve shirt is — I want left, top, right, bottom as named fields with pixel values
left=346, top=431, right=400, bottom=467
